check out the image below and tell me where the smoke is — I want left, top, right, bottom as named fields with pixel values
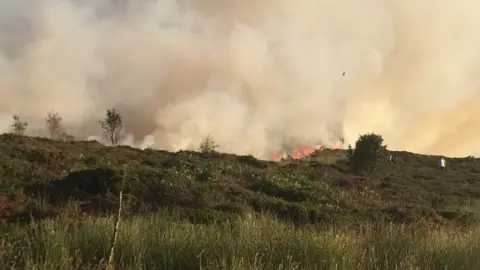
left=1, top=0, right=480, bottom=158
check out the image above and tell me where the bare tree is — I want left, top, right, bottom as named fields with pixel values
left=99, top=108, right=123, bottom=146
left=11, top=115, right=28, bottom=135
left=45, top=112, right=63, bottom=139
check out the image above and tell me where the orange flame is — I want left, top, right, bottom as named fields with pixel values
left=270, top=152, right=281, bottom=161
left=270, top=144, right=341, bottom=161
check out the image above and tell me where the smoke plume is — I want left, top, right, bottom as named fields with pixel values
left=1, top=0, right=480, bottom=158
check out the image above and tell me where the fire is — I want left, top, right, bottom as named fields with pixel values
left=269, top=144, right=341, bottom=161
left=270, top=152, right=281, bottom=161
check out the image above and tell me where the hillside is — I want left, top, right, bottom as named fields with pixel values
left=1, top=133, right=480, bottom=227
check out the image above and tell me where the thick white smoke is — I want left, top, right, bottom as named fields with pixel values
left=1, top=0, right=480, bottom=158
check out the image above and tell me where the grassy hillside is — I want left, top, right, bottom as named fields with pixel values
left=1, top=133, right=479, bottom=227
left=4, top=134, right=480, bottom=269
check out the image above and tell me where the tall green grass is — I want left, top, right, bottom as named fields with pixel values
left=2, top=212, right=480, bottom=270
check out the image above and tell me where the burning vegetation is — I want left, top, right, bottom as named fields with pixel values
left=270, top=143, right=342, bottom=161
left=268, top=122, right=345, bottom=161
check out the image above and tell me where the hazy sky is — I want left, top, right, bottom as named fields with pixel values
left=1, top=0, right=480, bottom=158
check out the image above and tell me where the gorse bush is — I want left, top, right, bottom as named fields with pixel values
left=349, top=133, right=386, bottom=172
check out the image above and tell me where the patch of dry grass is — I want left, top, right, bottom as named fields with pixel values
left=2, top=212, right=480, bottom=269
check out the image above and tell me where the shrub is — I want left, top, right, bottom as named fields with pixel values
left=350, top=133, right=386, bottom=173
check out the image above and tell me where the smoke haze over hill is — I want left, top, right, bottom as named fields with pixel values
left=1, top=0, right=480, bottom=158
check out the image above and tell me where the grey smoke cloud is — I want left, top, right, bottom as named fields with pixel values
left=1, top=0, right=479, bottom=158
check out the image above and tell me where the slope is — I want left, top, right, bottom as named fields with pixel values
left=0, top=134, right=479, bottom=227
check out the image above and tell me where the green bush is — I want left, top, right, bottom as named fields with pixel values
left=350, top=133, right=386, bottom=173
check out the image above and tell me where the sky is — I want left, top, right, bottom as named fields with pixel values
left=1, top=0, right=480, bottom=158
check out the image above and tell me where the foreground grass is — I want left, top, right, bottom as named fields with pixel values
left=2, top=213, right=480, bottom=270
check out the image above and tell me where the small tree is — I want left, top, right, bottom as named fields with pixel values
left=11, top=115, right=28, bottom=135
left=349, top=133, right=386, bottom=173
left=99, top=108, right=123, bottom=146
left=198, top=134, right=219, bottom=153
left=45, top=112, right=63, bottom=139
